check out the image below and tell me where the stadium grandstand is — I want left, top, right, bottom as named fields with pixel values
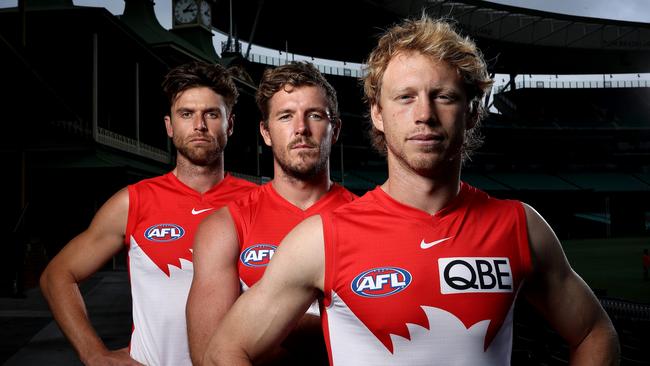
left=1, top=0, right=649, bottom=364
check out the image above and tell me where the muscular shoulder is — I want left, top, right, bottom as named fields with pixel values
left=521, top=203, right=570, bottom=277
left=265, top=215, right=326, bottom=290
left=93, top=187, right=130, bottom=226
left=197, top=207, right=237, bottom=243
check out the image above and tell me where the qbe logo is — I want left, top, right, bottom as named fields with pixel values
left=144, top=223, right=185, bottom=242
left=438, top=257, right=513, bottom=294
left=240, top=244, right=277, bottom=267
left=351, top=267, right=412, bottom=298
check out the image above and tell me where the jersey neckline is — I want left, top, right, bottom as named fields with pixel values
left=370, top=182, right=472, bottom=221
left=264, top=182, right=345, bottom=216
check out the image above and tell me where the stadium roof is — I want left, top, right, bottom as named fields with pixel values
left=213, top=0, right=650, bottom=74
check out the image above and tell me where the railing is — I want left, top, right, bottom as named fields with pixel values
left=219, top=39, right=365, bottom=78
left=96, top=127, right=170, bottom=164
left=244, top=52, right=364, bottom=78
left=498, top=79, right=650, bottom=91
left=50, top=119, right=91, bottom=137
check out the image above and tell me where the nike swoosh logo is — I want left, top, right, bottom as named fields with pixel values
left=420, top=236, right=453, bottom=249
left=191, top=208, right=214, bottom=215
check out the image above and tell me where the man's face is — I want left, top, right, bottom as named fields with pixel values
left=261, top=85, right=340, bottom=180
left=164, top=86, right=233, bottom=166
left=371, top=51, right=471, bottom=176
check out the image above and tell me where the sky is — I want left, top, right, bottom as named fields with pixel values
left=1, top=0, right=648, bottom=86
left=1, top=0, right=649, bottom=27
left=487, top=0, right=650, bottom=23
left=72, top=0, right=650, bottom=29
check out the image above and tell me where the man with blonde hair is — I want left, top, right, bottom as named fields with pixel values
left=203, top=17, right=619, bottom=365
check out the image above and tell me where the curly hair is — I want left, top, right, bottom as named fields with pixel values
left=162, top=61, right=239, bottom=115
left=363, top=16, right=493, bottom=158
left=256, top=62, right=339, bottom=127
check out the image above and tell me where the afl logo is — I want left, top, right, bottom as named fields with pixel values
left=240, top=244, right=277, bottom=267
left=351, top=267, right=412, bottom=298
left=144, top=223, right=185, bottom=242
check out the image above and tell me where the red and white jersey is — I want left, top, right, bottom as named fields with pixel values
left=125, top=173, right=255, bottom=366
left=320, top=183, right=532, bottom=366
left=231, top=183, right=355, bottom=290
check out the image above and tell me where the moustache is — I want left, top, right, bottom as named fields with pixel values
left=288, top=138, right=317, bottom=149
left=186, top=134, right=213, bottom=142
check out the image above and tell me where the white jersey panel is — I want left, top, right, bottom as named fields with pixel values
left=128, top=236, right=194, bottom=366
left=325, top=290, right=515, bottom=366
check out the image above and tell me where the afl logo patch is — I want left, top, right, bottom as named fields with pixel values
left=144, top=223, right=185, bottom=242
left=351, top=267, right=412, bottom=298
left=240, top=244, right=277, bottom=267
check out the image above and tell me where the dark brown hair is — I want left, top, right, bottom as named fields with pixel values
left=162, top=61, right=239, bottom=115
left=256, top=62, right=339, bottom=127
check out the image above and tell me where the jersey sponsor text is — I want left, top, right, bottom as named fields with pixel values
left=438, top=257, right=513, bottom=294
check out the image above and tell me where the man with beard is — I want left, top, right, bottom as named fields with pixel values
left=186, top=62, right=355, bottom=365
left=40, top=62, right=256, bottom=366
left=203, top=17, right=618, bottom=366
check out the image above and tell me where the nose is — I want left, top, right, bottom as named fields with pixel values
left=415, top=98, right=436, bottom=125
left=194, top=114, right=208, bottom=131
left=294, top=115, right=311, bottom=136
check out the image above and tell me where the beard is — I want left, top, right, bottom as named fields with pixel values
left=274, top=137, right=331, bottom=181
left=173, top=134, right=224, bottom=167
left=386, top=134, right=463, bottom=177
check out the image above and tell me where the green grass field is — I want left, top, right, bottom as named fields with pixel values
left=562, top=237, right=650, bottom=304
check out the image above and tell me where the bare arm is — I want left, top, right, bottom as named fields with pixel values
left=522, top=203, right=619, bottom=365
left=186, top=207, right=241, bottom=365
left=203, top=215, right=326, bottom=366
left=39, top=188, right=142, bottom=366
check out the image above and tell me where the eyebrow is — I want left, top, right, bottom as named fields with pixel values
left=305, top=107, right=329, bottom=115
left=175, top=107, right=221, bottom=114
left=273, top=108, right=294, bottom=116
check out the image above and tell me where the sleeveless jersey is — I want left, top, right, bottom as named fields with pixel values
left=320, top=183, right=532, bottom=366
left=231, top=183, right=355, bottom=290
left=125, top=173, right=256, bottom=366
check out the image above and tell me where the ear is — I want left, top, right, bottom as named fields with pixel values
left=227, top=113, right=235, bottom=137
left=259, top=121, right=272, bottom=147
left=164, top=116, right=173, bottom=138
left=331, top=118, right=341, bottom=145
left=370, top=104, right=384, bottom=133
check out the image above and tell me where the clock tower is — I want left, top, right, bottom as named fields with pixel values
left=170, top=0, right=218, bottom=60
left=172, top=0, right=212, bottom=31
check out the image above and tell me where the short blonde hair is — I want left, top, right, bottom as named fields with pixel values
left=363, top=16, right=493, bottom=156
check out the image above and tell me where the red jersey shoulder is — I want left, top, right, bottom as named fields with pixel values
left=462, top=184, right=525, bottom=223
left=329, top=187, right=378, bottom=216
left=230, top=184, right=266, bottom=211
left=221, top=175, right=258, bottom=192
left=128, top=173, right=173, bottom=195
left=332, top=184, right=358, bottom=202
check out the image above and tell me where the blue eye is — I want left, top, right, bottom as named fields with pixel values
left=397, top=95, right=414, bottom=103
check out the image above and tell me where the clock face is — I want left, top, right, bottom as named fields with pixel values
left=174, top=0, right=198, bottom=24
left=200, top=1, right=212, bottom=28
